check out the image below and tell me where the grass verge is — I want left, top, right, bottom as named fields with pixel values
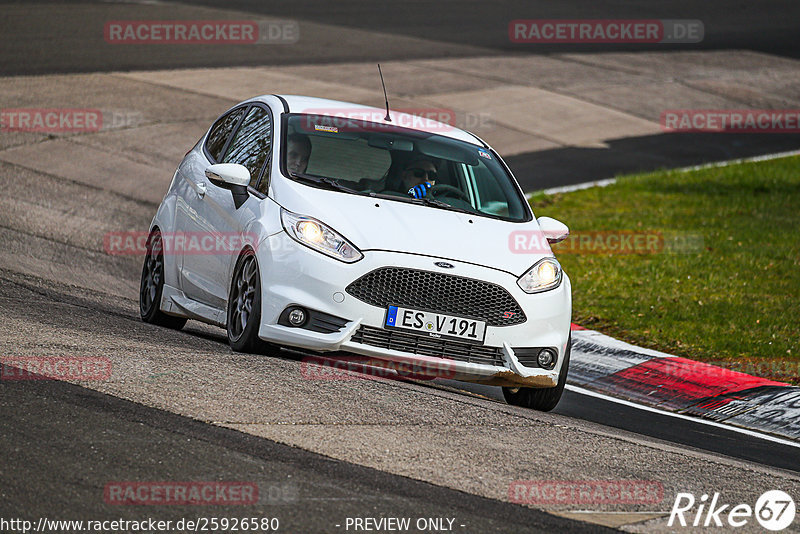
left=530, top=155, right=800, bottom=385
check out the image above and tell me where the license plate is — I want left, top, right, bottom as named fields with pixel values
left=384, top=306, right=486, bottom=343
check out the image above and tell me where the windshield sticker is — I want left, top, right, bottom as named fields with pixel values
left=478, top=148, right=492, bottom=160
left=314, top=124, right=338, bottom=133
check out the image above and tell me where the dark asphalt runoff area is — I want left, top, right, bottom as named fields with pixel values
left=4, top=0, right=800, bottom=75
left=0, top=372, right=607, bottom=533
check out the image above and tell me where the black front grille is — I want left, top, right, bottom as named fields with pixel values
left=345, top=267, right=526, bottom=327
left=350, top=325, right=505, bottom=367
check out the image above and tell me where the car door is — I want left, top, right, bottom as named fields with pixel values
left=177, top=104, right=273, bottom=310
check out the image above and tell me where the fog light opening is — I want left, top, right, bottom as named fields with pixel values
left=287, top=307, right=307, bottom=327
left=538, top=348, right=557, bottom=369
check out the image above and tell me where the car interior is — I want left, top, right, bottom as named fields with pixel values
left=288, top=116, right=523, bottom=219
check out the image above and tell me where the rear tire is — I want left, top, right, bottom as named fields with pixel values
left=139, top=230, right=187, bottom=330
left=227, top=249, right=272, bottom=353
left=502, top=335, right=571, bottom=412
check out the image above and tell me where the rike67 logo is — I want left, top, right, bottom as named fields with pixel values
left=669, top=490, right=795, bottom=530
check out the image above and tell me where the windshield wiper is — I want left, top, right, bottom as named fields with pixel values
left=371, top=191, right=477, bottom=215
left=416, top=196, right=477, bottom=216
left=290, top=172, right=363, bottom=194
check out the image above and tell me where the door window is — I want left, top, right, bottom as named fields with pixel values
left=223, top=106, right=272, bottom=191
left=205, top=107, right=245, bottom=162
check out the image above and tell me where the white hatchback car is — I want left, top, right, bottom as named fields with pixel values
left=140, top=95, right=572, bottom=410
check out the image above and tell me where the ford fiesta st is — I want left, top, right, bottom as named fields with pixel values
left=139, top=95, right=572, bottom=411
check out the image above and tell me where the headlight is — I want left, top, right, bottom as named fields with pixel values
left=280, top=208, right=363, bottom=263
left=517, top=257, right=562, bottom=293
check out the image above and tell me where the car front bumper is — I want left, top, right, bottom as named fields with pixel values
left=256, top=232, right=572, bottom=388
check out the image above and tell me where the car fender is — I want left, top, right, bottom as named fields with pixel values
left=147, top=169, right=183, bottom=290
left=223, top=196, right=283, bottom=303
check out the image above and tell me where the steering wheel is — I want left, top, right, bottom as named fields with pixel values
left=429, top=184, right=470, bottom=202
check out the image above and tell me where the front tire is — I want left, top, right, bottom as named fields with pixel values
left=139, top=230, right=187, bottom=330
left=503, top=335, right=571, bottom=412
left=227, top=249, right=271, bottom=353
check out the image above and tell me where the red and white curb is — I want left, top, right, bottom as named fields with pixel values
left=568, top=324, right=800, bottom=442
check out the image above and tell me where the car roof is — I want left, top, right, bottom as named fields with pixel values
left=263, top=94, right=484, bottom=146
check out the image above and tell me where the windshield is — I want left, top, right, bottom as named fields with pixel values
left=282, top=114, right=531, bottom=222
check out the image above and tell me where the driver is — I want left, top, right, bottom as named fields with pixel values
left=286, top=133, right=311, bottom=175
left=400, top=157, right=438, bottom=199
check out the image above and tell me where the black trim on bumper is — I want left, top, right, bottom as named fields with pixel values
left=350, top=325, right=504, bottom=367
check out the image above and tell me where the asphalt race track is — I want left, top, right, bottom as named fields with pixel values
left=1, top=1, right=799, bottom=532
left=0, top=370, right=601, bottom=533
left=1, top=271, right=798, bottom=532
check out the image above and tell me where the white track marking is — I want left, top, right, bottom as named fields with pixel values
left=674, top=148, right=800, bottom=172
left=566, top=384, right=800, bottom=449
left=528, top=148, right=800, bottom=197
left=528, top=178, right=617, bottom=197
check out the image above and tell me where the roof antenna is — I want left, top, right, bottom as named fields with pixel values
left=378, top=64, right=392, bottom=122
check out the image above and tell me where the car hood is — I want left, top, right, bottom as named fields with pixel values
left=272, top=179, right=552, bottom=277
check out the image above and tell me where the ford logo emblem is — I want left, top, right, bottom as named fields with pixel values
left=434, top=262, right=454, bottom=269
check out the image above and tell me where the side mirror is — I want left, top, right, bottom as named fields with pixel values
left=537, top=216, right=569, bottom=244
left=205, top=163, right=250, bottom=209
left=205, top=163, right=250, bottom=187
